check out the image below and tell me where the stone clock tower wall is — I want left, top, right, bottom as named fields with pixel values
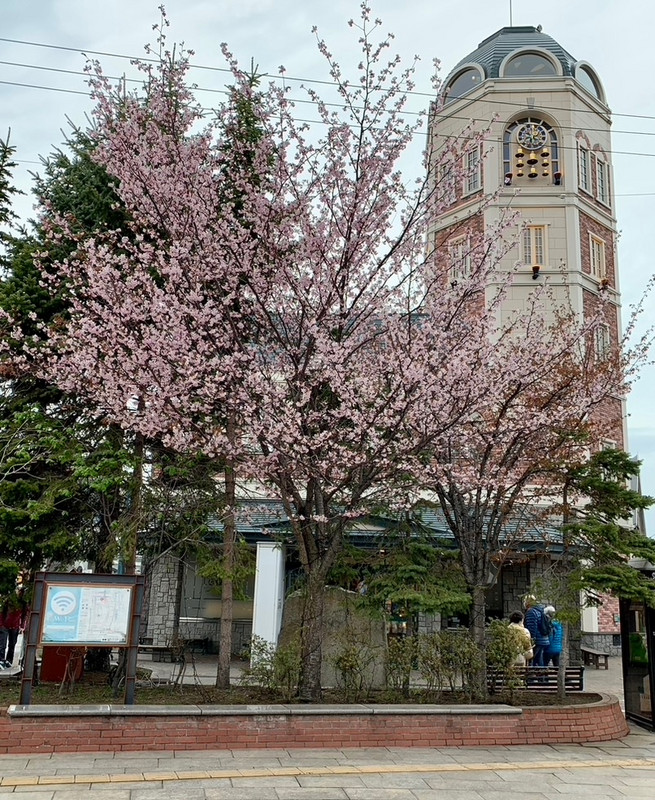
left=428, top=25, right=625, bottom=449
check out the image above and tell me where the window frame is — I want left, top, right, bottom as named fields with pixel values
left=596, top=158, right=610, bottom=205
left=448, top=235, right=472, bottom=282
left=578, top=145, right=590, bottom=193
left=463, top=145, right=482, bottom=195
left=589, top=234, right=607, bottom=279
left=594, top=323, right=611, bottom=362
left=521, top=224, right=548, bottom=267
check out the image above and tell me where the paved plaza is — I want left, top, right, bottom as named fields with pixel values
left=2, top=655, right=655, bottom=799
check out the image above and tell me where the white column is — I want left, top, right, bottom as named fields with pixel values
left=251, top=542, right=285, bottom=653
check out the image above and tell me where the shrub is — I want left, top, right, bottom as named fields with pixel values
left=385, top=635, right=417, bottom=697
left=239, top=635, right=302, bottom=702
left=331, top=639, right=376, bottom=702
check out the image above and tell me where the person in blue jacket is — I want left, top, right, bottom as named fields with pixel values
left=523, top=595, right=551, bottom=667
left=544, top=606, right=563, bottom=667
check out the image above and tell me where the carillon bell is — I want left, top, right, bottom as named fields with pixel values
left=528, top=166, right=538, bottom=178
left=527, top=152, right=539, bottom=165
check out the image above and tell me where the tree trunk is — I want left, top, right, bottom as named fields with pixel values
left=470, top=584, right=488, bottom=701
left=557, top=620, right=569, bottom=700
left=123, top=430, right=144, bottom=575
left=216, top=416, right=236, bottom=689
left=557, top=480, right=571, bottom=700
left=298, top=569, right=326, bottom=702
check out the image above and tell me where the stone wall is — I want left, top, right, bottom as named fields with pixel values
left=278, top=587, right=387, bottom=689
left=144, top=555, right=182, bottom=646
left=582, top=632, right=622, bottom=657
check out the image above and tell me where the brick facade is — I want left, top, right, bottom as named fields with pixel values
left=0, top=697, right=629, bottom=753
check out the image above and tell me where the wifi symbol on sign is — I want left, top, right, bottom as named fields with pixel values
left=50, top=590, right=77, bottom=616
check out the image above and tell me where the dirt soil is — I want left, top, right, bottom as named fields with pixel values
left=0, top=672, right=603, bottom=707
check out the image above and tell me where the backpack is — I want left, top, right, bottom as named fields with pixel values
left=538, top=610, right=552, bottom=638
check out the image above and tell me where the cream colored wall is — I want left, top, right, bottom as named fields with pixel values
left=429, top=72, right=620, bottom=331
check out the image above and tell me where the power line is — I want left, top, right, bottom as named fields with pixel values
left=3, top=35, right=655, bottom=124
left=4, top=73, right=655, bottom=164
left=5, top=57, right=655, bottom=143
left=3, top=47, right=655, bottom=166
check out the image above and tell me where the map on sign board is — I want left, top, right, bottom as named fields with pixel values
left=41, top=584, right=132, bottom=645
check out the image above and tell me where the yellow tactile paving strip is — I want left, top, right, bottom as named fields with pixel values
left=3, top=757, right=655, bottom=787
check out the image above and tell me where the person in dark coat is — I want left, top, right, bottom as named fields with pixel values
left=523, top=595, right=550, bottom=667
left=0, top=591, right=28, bottom=668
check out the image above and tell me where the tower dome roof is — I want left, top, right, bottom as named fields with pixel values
left=444, top=25, right=576, bottom=85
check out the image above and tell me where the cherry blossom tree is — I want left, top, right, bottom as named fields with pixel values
left=10, top=8, right=645, bottom=701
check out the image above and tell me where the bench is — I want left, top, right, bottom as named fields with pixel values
left=137, top=644, right=183, bottom=663
left=581, top=647, right=609, bottom=670
left=487, top=665, right=584, bottom=692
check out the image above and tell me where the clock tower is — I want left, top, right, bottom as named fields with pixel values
left=428, top=26, right=624, bottom=447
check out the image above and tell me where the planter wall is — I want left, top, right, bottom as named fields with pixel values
left=0, top=694, right=628, bottom=754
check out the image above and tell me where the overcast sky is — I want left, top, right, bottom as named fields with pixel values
left=2, top=0, right=655, bottom=525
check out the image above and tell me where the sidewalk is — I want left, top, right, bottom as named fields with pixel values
left=0, top=724, right=654, bottom=799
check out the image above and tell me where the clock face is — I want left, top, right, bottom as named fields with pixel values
left=517, top=123, right=548, bottom=150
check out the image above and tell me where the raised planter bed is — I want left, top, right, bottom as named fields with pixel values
left=0, top=693, right=628, bottom=753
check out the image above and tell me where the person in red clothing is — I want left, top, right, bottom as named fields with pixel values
left=0, top=590, right=28, bottom=668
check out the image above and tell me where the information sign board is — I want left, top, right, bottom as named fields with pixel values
left=41, top=583, right=133, bottom=645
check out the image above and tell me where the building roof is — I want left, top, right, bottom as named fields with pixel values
left=444, top=25, right=576, bottom=85
left=209, top=499, right=563, bottom=554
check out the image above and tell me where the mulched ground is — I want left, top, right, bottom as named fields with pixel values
left=0, top=672, right=602, bottom=707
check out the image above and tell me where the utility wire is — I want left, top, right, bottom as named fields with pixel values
left=4, top=58, right=655, bottom=144
left=3, top=74, right=655, bottom=165
left=2, top=35, right=655, bottom=123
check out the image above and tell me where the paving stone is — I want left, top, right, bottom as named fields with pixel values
left=358, top=774, right=431, bottom=789
left=271, top=791, right=348, bottom=799
left=130, top=789, right=206, bottom=800
left=411, top=792, right=488, bottom=800
left=53, top=793, right=129, bottom=800
left=0, top=793, right=55, bottom=800
left=340, top=789, right=424, bottom=799
left=204, top=790, right=278, bottom=800
left=294, top=776, right=366, bottom=788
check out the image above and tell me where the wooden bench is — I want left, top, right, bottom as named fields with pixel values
left=581, top=647, right=609, bottom=670
left=487, top=665, right=584, bottom=692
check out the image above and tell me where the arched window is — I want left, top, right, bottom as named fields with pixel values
left=503, top=118, right=560, bottom=185
left=504, top=52, right=557, bottom=77
left=576, top=65, right=602, bottom=100
left=443, top=67, right=483, bottom=104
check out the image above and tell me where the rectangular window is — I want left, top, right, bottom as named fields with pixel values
left=464, top=146, right=481, bottom=194
left=596, top=159, right=610, bottom=205
left=578, top=146, right=590, bottom=192
left=594, top=323, right=611, bottom=362
left=448, top=236, right=471, bottom=281
left=522, top=225, right=547, bottom=266
left=589, top=235, right=606, bottom=278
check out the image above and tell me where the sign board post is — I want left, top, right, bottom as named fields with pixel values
left=19, top=572, right=144, bottom=706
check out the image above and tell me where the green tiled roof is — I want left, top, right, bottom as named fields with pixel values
left=444, top=26, right=576, bottom=85
left=208, top=499, right=563, bottom=553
